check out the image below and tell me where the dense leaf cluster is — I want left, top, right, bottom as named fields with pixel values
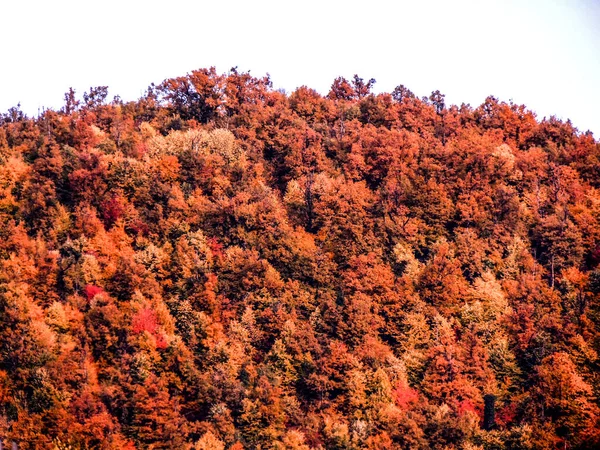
left=1, top=68, right=600, bottom=449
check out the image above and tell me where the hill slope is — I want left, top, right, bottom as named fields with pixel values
left=1, top=68, right=600, bottom=449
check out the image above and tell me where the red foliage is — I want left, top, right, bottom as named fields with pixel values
left=132, top=308, right=159, bottom=335
left=101, top=196, right=126, bottom=228
left=393, top=382, right=419, bottom=409
left=155, top=332, right=168, bottom=350
left=208, top=237, right=225, bottom=259
left=495, top=403, right=518, bottom=427
left=84, top=285, right=104, bottom=300
left=456, top=399, right=481, bottom=419
left=127, top=218, right=149, bottom=236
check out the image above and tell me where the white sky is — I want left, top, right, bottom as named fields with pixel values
left=1, top=0, right=599, bottom=136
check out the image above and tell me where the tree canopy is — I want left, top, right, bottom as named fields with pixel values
left=0, top=68, right=599, bottom=449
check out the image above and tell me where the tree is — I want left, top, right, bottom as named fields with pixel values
left=63, top=87, right=79, bottom=114
left=328, top=76, right=355, bottom=101
left=392, top=84, right=415, bottom=104
left=429, top=90, right=446, bottom=145
left=83, top=86, right=109, bottom=109
left=531, top=352, right=600, bottom=448
left=352, top=75, right=376, bottom=99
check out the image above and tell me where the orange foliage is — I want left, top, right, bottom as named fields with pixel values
left=0, top=68, right=599, bottom=449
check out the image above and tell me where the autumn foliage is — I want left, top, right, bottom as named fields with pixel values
left=0, top=68, right=599, bottom=449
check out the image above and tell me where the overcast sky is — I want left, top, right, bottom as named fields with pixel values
left=1, top=0, right=599, bottom=136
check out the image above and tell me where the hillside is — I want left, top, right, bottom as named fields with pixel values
left=1, top=68, right=600, bottom=449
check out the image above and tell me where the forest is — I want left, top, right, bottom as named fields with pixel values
left=0, top=67, right=599, bottom=449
